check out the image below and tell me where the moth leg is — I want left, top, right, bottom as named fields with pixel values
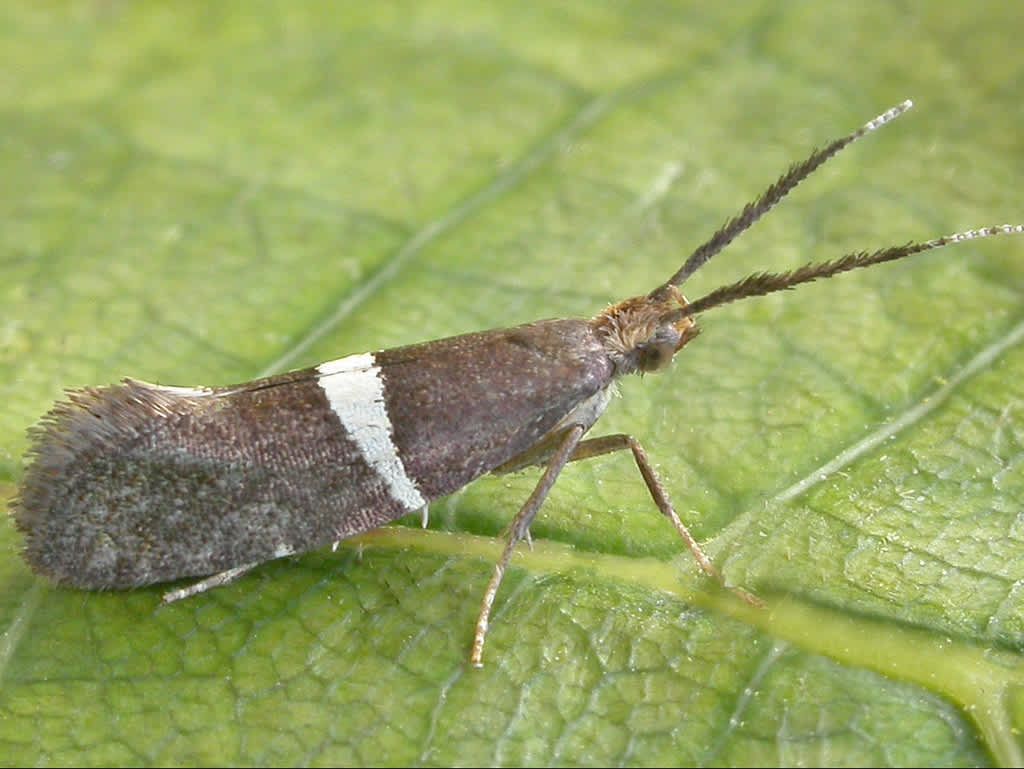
left=567, top=434, right=761, bottom=607
left=471, top=423, right=586, bottom=667
left=161, top=562, right=261, bottom=603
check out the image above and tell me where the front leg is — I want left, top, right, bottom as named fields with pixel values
left=475, top=431, right=761, bottom=666
left=562, top=434, right=760, bottom=607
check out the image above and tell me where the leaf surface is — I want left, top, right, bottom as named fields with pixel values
left=2, top=2, right=1023, bottom=766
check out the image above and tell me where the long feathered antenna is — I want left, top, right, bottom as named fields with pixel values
left=649, top=100, right=914, bottom=301
left=671, top=225, right=1024, bottom=321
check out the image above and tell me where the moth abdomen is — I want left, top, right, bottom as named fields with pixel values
left=14, top=376, right=417, bottom=589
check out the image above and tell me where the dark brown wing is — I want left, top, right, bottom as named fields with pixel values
left=14, top=318, right=614, bottom=590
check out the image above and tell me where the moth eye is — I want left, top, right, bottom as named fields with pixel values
left=636, top=343, right=670, bottom=371
left=637, top=328, right=680, bottom=372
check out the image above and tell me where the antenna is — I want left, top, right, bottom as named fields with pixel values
left=649, top=100, right=914, bottom=301
left=672, top=225, right=1024, bottom=320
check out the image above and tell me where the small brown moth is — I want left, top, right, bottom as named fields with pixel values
left=12, top=100, right=1022, bottom=666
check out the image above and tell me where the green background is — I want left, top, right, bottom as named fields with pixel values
left=2, top=1, right=1024, bottom=766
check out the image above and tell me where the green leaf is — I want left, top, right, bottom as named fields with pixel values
left=2, top=2, right=1023, bottom=766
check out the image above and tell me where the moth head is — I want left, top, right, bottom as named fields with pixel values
left=591, top=285, right=700, bottom=376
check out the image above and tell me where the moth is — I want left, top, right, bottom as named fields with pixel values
left=13, top=100, right=1022, bottom=666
